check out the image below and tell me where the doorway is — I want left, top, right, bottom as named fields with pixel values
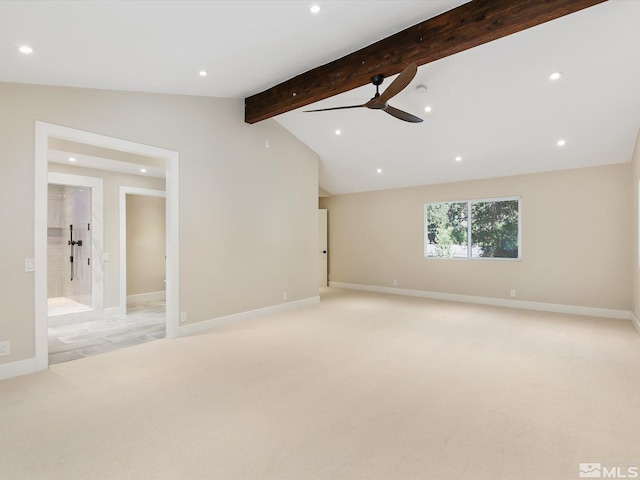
left=120, top=187, right=167, bottom=314
left=34, top=122, right=180, bottom=371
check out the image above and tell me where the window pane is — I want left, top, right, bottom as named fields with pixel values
left=425, top=202, right=468, bottom=258
left=470, top=200, right=519, bottom=258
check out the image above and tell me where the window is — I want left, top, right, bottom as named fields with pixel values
left=424, top=197, right=520, bottom=259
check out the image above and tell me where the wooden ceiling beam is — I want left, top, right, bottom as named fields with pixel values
left=244, top=0, right=606, bottom=124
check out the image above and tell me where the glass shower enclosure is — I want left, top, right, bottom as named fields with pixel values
left=47, top=184, right=92, bottom=316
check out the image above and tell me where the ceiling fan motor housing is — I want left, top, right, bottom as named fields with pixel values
left=370, top=74, right=386, bottom=105
left=371, top=74, right=385, bottom=86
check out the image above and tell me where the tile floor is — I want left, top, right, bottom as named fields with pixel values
left=48, top=301, right=166, bottom=365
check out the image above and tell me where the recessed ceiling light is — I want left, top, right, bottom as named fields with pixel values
left=557, top=139, right=566, bottom=147
left=549, top=72, right=562, bottom=81
left=455, top=156, right=462, bottom=162
left=310, top=5, right=320, bottom=14
left=68, top=157, right=76, bottom=162
left=424, top=106, right=432, bottom=113
left=17, top=45, right=33, bottom=54
left=140, top=168, right=147, bottom=173
left=199, top=70, right=208, bottom=77
left=335, top=129, right=341, bottom=135
left=376, top=168, right=382, bottom=173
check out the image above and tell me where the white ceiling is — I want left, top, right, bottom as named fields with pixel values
left=2, top=1, right=639, bottom=195
left=0, top=0, right=466, bottom=98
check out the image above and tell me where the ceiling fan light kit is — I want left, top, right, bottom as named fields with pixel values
left=304, top=63, right=423, bottom=123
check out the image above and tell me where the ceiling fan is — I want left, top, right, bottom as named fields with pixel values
left=304, top=63, right=423, bottom=123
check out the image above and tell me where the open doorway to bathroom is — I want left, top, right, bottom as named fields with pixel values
left=55, top=187, right=172, bottom=367
left=35, top=122, right=180, bottom=371
left=46, top=145, right=167, bottom=365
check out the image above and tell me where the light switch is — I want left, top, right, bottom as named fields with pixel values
left=103, top=253, right=110, bottom=262
left=24, top=258, right=35, bottom=272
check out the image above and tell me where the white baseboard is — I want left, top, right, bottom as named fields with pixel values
left=179, top=296, right=321, bottom=337
left=631, top=313, right=640, bottom=336
left=330, top=282, right=631, bottom=321
left=127, top=291, right=166, bottom=305
left=0, top=358, right=37, bottom=381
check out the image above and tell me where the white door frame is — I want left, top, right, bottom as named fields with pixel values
left=119, top=187, right=167, bottom=315
left=48, top=172, right=104, bottom=318
left=35, top=121, right=180, bottom=371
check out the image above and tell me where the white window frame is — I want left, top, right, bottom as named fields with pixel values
left=424, top=195, right=522, bottom=261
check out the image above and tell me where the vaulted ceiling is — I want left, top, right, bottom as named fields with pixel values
left=2, top=1, right=639, bottom=194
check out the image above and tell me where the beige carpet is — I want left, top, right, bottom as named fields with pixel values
left=1, top=288, right=639, bottom=480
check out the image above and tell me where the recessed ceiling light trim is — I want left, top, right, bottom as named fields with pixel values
left=17, top=45, right=33, bottom=54
left=310, top=5, right=320, bottom=14
left=549, top=71, right=562, bottom=80
left=68, top=157, right=76, bottom=162
left=199, top=71, right=208, bottom=77
left=557, top=139, right=566, bottom=146
left=140, top=168, right=147, bottom=173
left=335, top=129, right=341, bottom=135
left=455, top=156, right=462, bottom=162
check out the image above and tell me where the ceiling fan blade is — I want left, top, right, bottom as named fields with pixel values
left=304, top=104, right=365, bottom=113
left=383, top=105, right=423, bottom=123
left=370, top=63, right=418, bottom=107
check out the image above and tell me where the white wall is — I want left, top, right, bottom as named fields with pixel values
left=320, top=163, right=632, bottom=311
left=0, top=82, right=319, bottom=365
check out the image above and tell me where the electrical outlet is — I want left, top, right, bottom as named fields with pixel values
left=393, top=280, right=398, bottom=286
left=510, top=289, right=516, bottom=298
left=283, top=292, right=288, bottom=301
left=180, top=311, right=187, bottom=323
left=0, top=341, right=10, bottom=356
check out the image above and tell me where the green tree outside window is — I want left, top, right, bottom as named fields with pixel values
left=425, top=198, right=519, bottom=259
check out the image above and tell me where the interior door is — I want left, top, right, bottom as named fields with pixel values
left=318, top=209, right=328, bottom=287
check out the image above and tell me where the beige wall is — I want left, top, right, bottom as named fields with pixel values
left=48, top=163, right=166, bottom=308
left=0, top=82, right=318, bottom=364
left=126, top=195, right=166, bottom=297
left=320, top=164, right=632, bottom=311
left=631, top=131, right=640, bottom=320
